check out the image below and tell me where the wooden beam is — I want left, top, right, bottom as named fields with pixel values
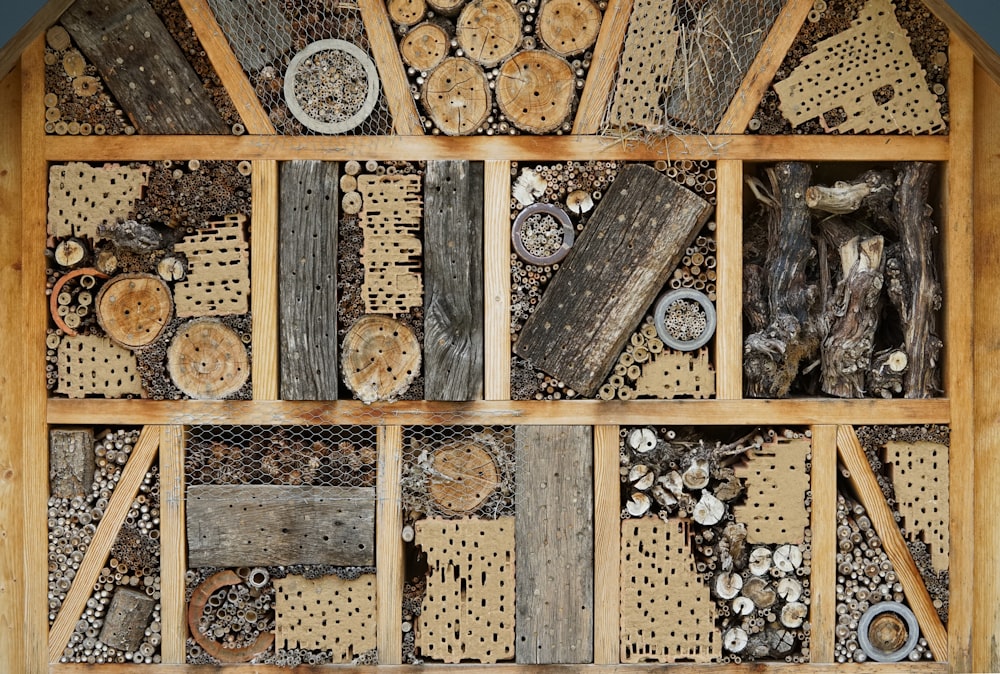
left=571, top=0, right=633, bottom=135
left=357, top=0, right=424, bottom=135
left=178, top=0, right=275, bottom=134
left=0, top=0, right=76, bottom=80
left=808, top=425, right=837, bottom=664
left=159, top=426, right=186, bottom=664
left=484, top=160, right=511, bottom=400
left=715, top=159, right=742, bottom=399
left=48, top=426, right=161, bottom=661
left=922, top=0, right=1000, bottom=90
left=376, top=425, right=403, bottom=664
left=715, top=0, right=813, bottom=134
left=592, top=425, right=620, bottom=665
left=251, top=160, right=279, bottom=400
left=836, top=425, right=948, bottom=661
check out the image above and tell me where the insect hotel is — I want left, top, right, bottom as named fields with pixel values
left=0, top=0, right=998, bottom=670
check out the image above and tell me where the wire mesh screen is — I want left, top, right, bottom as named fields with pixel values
left=401, top=426, right=515, bottom=521
left=206, top=0, right=394, bottom=135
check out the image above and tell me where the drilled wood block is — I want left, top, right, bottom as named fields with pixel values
left=733, top=436, right=810, bottom=545
left=631, top=346, right=715, bottom=399
left=186, top=485, right=375, bottom=567
left=415, top=517, right=515, bottom=663
left=56, top=334, right=144, bottom=399
left=279, top=160, right=339, bottom=400
left=514, top=164, right=711, bottom=396
left=275, top=574, right=376, bottom=660
left=173, top=214, right=250, bottom=317
left=621, top=516, right=718, bottom=662
left=423, top=160, right=484, bottom=400
left=515, top=426, right=593, bottom=663
left=885, top=440, right=949, bottom=572
left=607, top=0, right=677, bottom=130
left=47, top=162, right=150, bottom=240
left=99, top=587, right=156, bottom=652
left=49, top=428, right=94, bottom=498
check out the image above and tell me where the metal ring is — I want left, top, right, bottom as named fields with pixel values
left=858, top=601, right=920, bottom=662
left=284, top=39, right=379, bottom=134
left=511, top=203, right=575, bottom=265
left=653, top=288, right=716, bottom=351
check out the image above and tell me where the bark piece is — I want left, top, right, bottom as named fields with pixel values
left=279, top=160, right=340, bottom=401
left=99, top=588, right=155, bottom=652
left=456, top=0, right=522, bottom=67
left=186, top=485, right=375, bottom=567
left=806, top=170, right=894, bottom=215
left=867, top=347, right=908, bottom=398
left=515, top=426, right=593, bottom=663
left=496, top=50, right=576, bottom=134
left=743, top=162, right=820, bottom=398
left=49, top=428, right=95, bottom=499
left=422, top=57, right=492, bottom=135
left=400, top=22, right=450, bottom=72
left=537, top=0, right=601, bottom=56
left=95, top=273, right=173, bottom=348
left=60, top=0, right=228, bottom=134
left=166, top=318, right=249, bottom=399
left=341, top=315, right=421, bottom=403
left=515, top=164, right=711, bottom=396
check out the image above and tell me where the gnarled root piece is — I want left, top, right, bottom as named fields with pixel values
left=188, top=570, right=275, bottom=663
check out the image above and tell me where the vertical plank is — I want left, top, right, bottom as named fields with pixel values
left=48, top=427, right=161, bottom=660
left=178, top=0, right=276, bottom=134
left=808, top=425, right=837, bottom=663
left=376, top=425, right=403, bottom=664
left=159, top=426, right=186, bottom=663
left=593, top=425, right=620, bottom=665
left=0, top=64, right=24, bottom=674
left=424, top=160, right=485, bottom=400
left=357, top=0, right=424, bottom=135
left=836, top=425, right=948, bottom=661
left=715, top=159, right=743, bottom=399
left=278, top=160, right=340, bottom=400
left=484, top=160, right=511, bottom=400
left=973, top=61, right=1000, bottom=674
left=714, top=0, right=813, bottom=134
left=571, top=0, right=633, bottom=135
left=21, top=35, right=49, bottom=673
left=945, top=34, right=975, bottom=674
left=251, top=160, right=279, bottom=400
left=514, top=426, right=593, bottom=663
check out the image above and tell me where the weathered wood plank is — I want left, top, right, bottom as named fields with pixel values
left=203, top=0, right=293, bottom=73
left=49, top=428, right=94, bottom=499
left=279, top=160, right=340, bottom=401
left=514, top=164, right=711, bottom=396
left=424, top=160, right=484, bottom=400
left=60, top=0, right=229, bottom=135
left=514, top=425, right=593, bottom=663
left=186, top=485, right=374, bottom=567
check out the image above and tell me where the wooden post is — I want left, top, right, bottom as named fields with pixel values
left=484, top=161, right=511, bottom=400
left=514, top=426, right=593, bottom=663
left=593, top=425, right=620, bottom=665
left=159, top=426, right=186, bottom=664
left=252, top=160, right=279, bottom=400
left=809, top=425, right=837, bottom=663
left=376, top=425, right=403, bottom=664
left=715, top=160, right=742, bottom=399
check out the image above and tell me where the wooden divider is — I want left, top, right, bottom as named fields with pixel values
left=808, top=425, right=837, bottom=663
left=571, top=0, right=633, bottom=135
left=484, top=160, right=512, bottom=400
left=714, top=160, right=743, bottom=399
left=357, top=0, right=424, bottom=135
left=251, top=160, right=279, bottom=400
left=376, top=426, right=404, bottom=664
left=593, top=425, right=621, bottom=664
left=159, top=426, right=187, bottom=664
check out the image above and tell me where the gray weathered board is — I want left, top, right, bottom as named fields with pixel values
left=186, top=485, right=374, bottom=567
left=279, top=160, right=340, bottom=400
left=514, top=425, right=593, bottom=663
left=49, top=428, right=94, bottom=499
left=60, top=0, right=229, bottom=135
left=206, top=0, right=294, bottom=72
left=514, top=164, right=711, bottom=396
left=423, top=160, right=484, bottom=400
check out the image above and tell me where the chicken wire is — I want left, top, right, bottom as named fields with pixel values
left=206, top=0, right=394, bottom=135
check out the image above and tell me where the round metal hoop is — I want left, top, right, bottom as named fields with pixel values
left=858, top=601, right=920, bottom=662
left=284, top=39, right=379, bottom=134
left=511, top=203, right=575, bottom=265
left=653, top=288, right=716, bottom=351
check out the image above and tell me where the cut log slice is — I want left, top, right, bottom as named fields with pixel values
left=427, top=0, right=465, bottom=16
left=456, top=0, right=522, bottom=67
left=388, top=0, right=427, bottom=26
left=426, top=440, right=500, bottom=513
left=422, top=57, right=492, bottom=135
left=537, top=0, right=602, bottom=56
left=167, top=318, right=249, bottom=399
left=496, top=50, right=575, bottom=133
left=341, top=315, right=421, bottom=402
left=400, top=22, right=450, bottom=72
left=95, top=273, right=173, bottom=348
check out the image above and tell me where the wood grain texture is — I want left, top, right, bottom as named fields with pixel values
left=178, top=0, right=275, bottom=134
left=159, top=426, right=186, bottom=663
left=424, top=160, right=484, bottom=400
left=484, top=160, right=511, bottom=400
left=186, top=485, right=375, bottom=566
left=808, top=425, right=837, bottom=663
left=514, top=425, right=593, bottom=663
left=973, top=61, right=1000, bottom=674
left=945, top=35, right=975, bottom=673
left=714, top=0, right=813, bottom=134
left=515, top=164, right=711, bottom=396
left=836, top=425, right=947, bottom=661
left=358, top=0, right=425, bottom=135
left=592, top=425, right=620, bottom=665
left=251, top=160, right=279, bottom=399
left=0, top=0, right=75, bottom=80
left=376, top=425, right=403, bottom=664
left=715, top=160, right=742, bottom=399
left=59, top=0, right=229, bottom=134
left=0, top=64, right=24, bottom=674
left=278, top=160, right=339, bottom=400
left=47, top=426, right=160, bottom=661
left=571, top=0, right=632, bottom=134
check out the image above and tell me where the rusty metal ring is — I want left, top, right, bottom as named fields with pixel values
left=512, top=203, right=575, bottom=265
left=653, top=288, right=716, bottom=351
left=50, top=267, right=109, bottom=336
left=187, top=570, right=274, bottom=663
